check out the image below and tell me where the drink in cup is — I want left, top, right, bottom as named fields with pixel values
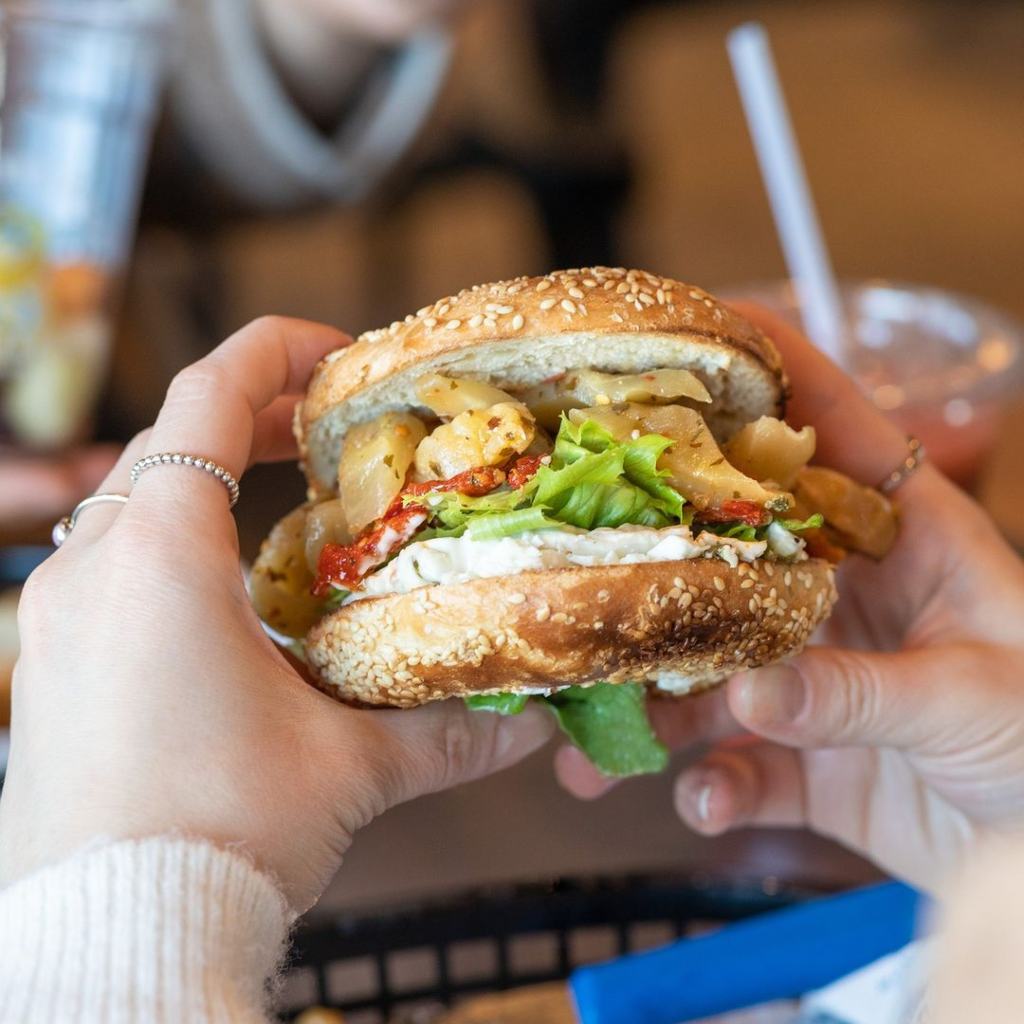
left=724, top=280, right=1024, bottom=488
left=0, top=1, right=168, bottom=451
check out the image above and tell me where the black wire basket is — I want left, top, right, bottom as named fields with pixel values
left=282, top=873, right=826, bottom=1023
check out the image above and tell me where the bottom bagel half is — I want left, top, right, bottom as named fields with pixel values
left=305, top=557, right=837, bottom=708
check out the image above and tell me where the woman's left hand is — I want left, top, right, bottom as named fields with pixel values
left=0, top=316, right=552, bottom=912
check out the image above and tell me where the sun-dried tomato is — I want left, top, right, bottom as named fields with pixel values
left=694, top=499, right=771, bottom=527
left=399, top=466, right=506, bottom=501
left=313, top=505, right=427, bottom=596
left=506, top=454, right=546, bottom=490
left=314, top=466, right=508, bottom=595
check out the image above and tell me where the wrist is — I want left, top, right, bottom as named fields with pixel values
left=0, top=837, right=291, bottom=1020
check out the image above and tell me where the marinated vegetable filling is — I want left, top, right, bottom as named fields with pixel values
left=309, top=368, right=846, bottom=600
left=252, top=367, right=897, bottom=641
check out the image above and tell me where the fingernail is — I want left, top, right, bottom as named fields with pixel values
left=696, top=780, right=713, bottom=823
left=676, top=768, right=725, bottom=832
left=733, top=664, right=807, bottom=728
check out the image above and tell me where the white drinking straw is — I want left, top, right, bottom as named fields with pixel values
left=727, top=22, right=845, bottom=362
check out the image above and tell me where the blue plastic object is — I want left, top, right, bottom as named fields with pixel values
left=569, top=881, right=921, bottom=1024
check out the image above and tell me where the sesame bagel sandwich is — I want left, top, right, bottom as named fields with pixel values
left=252, top=267, right=897, bottom=776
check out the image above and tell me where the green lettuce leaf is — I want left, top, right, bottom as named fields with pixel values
left=463, top=681, right=668, bottom=777
left=466, top=506, right=553, bottom=540
left=698, top=511, right=825, bottom=546
left=465, top=692, right=530, bottom=714
left=321, top=588, right=351, bottom=611
left=423, top=485, right=535, bottom=533
left=777, top=512, right=825, bottom=532
left=417, top=416, right=690, bottom=540
left=533, top=447, right=625, bottom=506
left=551, top=480, right=672, bottom=529
left=547, top=682, right=669, bottom=777
left=701, top=522, right=759, bottom=542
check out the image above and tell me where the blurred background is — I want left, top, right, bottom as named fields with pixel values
left=1, top=0, right=1023, bottom=1016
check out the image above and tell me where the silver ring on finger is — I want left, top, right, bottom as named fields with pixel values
left=130, top=452, right=240, bottom=508
left=877, top=436, right=926, bottom=495
left=52, top=493, right=129, bottom=547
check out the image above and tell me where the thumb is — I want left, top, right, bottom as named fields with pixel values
left=364, top=699, right=556, bottom=810
left=726, top=646, right=970, bottom=752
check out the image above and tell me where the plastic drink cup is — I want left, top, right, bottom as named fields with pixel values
left=724, top=280, right=1024, bottom=488
left=0, top=1, right=169, bottom=450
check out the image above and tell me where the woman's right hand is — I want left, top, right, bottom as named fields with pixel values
left=557, top=305, right=1024, bottom=893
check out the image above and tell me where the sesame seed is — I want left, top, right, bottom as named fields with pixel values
left=539, top=297, right=557, bottom=310
left=593, top=621, right=604, bottom=630
left=656, top=288, right=666, bottom=304
left=507, top=593, right=526, bottom=604
left=484, top=317, right=497, bottom=329
left=597, top=589, right=610, bottom=603
left=638, top=292, right=655, bottom=306
left=713, top=576, right=726, bottom=591
left=560, top=299, right=577, bottom=314
left=445, top=319, right=461, bottom=330
left=495, top=304, right=514, bottom=315
left=423, top=317, right=437, bottom=328
left=616, top=282, right=630, bottom=294
left=610, top=312, right=625, bottom=323
left=535, top=605, right=550, bottom=622
left=468, top=314, right=484, bottom=328
left=568, top=286, right=584, bottom=300
left=536, top=280, right=552, bottom=292
left=511, top=313, right=524, bottom=330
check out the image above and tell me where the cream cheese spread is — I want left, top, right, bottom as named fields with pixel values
left=347, top=524, right=787, bottom=602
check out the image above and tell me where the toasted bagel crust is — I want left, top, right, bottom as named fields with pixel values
left=296, top=268, right=788, bottom=496
left=304, top=557, right=836, bottom=708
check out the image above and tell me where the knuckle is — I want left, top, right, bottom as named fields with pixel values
left=809, top=651, right=884, bottom=741
left=166, top=360, right=229, bottom=406
left=440, top=712, right=481, bottom=787
left=245, top=314, right=291, bottom=339
left=16, top=562, right=60, bottom=635
left=128, top=427, right=153, bottom=451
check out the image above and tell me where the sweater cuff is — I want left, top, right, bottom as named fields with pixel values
left=0, top=836, right=291, bottom=1024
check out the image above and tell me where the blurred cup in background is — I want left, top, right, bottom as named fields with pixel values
left=0, top=1, right=169, bottom=452
left=724, top=280, right=1024, bottom=489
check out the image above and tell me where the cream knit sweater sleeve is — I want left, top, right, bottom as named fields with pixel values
left=0, top=837, right=292, bottom=1023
